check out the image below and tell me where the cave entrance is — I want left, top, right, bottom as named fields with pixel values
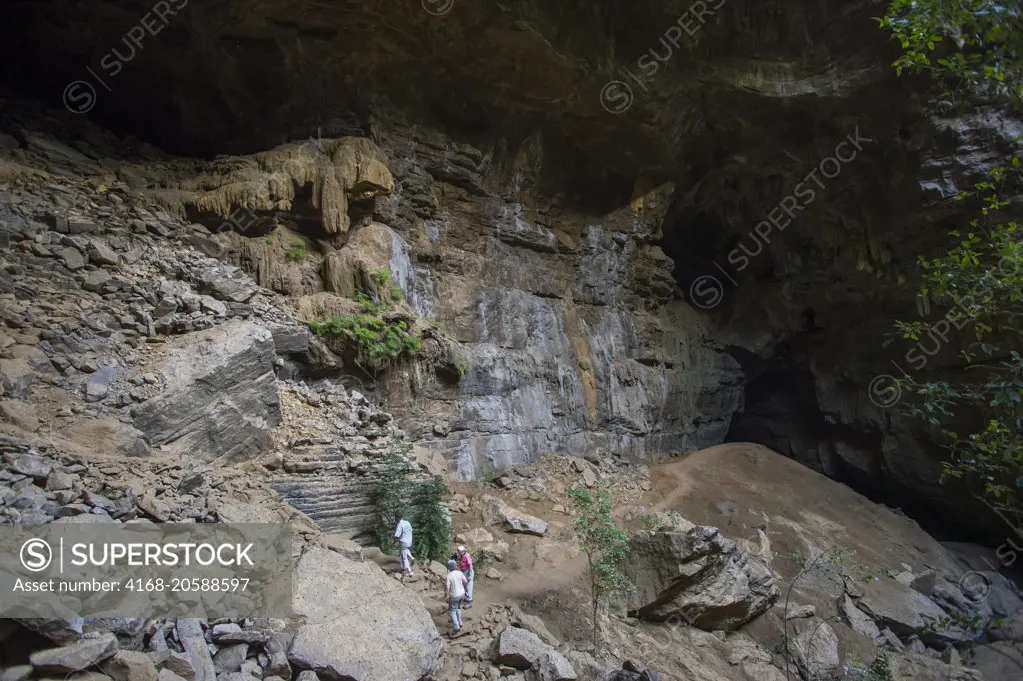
left=656, top=210, right=725, bottom=294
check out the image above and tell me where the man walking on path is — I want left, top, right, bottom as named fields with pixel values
left=394, top=514, right=414, bottom=578
left=456, top=545, right=474, bottom=609
left=445, top=558, right=468, bottom=635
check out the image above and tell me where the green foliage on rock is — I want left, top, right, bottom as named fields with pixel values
left=883, top=0, right=1023, bottom=539
left=566, top=482, right=632, bottom=647
left=893, top=167, right=1023, bottom=533
left=308, top=314, right=421, bottom=373
left=846, top=650, right=896, bottom=681
left=372, top=436, right=452, bottom=562
left=284, top=240, right=307, bottom=261
left=879, top=0, right=1023, bottom=109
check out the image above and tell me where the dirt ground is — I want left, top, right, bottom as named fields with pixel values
left=394, top=441, right=994, bottom=679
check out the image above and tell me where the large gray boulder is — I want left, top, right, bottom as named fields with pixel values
left=175, top=619, right=215, bottom=681
left=858, top=577, right=971, bottom=646
left=538, top=650, right=577, bottom=681
left=787, top=618, right=839, bottom=680
left=103, top=651, right=159, bottom=681
left=132, top=320, right=282, bottom=464
left=889, top=652, right=984, bottom=681
left=287, top=548, right=442, bottom=681
left=482, top=496, right=548, bottom=536
left=840, top=594, right=880, bottom=639
left=972, top=641, right=1023, bottom=681
left=624, top=517, right=779, bottom=630
left=495, top=627, right=550, bottom=670
left=29, top=633, right=119, bottom=673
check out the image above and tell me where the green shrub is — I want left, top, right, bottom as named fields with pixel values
left=846, top=651, right=895, bottom=681
left=308, top=314, right=421, bottom=373
left=566, top=483, right=632, bottom=647
left=355, top=291, right=385, bottom=314
left=284, top=240, right=306, bottom=261
left=390, top=285, right=403, bottom=301
left=372, top=436, right=451, bottom=563
left=638, top=513, right=661, bottom=530
left=373, top=441, right=412, bottom=555
left=370, top=268, right=393, bottom=286
left=411, top=475, right=452, bottom=563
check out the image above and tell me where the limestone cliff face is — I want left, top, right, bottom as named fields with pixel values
left=129, top=124, right=743, bottom=479
left=366, top=126, right=743, bottom=478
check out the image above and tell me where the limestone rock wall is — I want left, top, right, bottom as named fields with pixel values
left=363, top=124, right=743, bottom=478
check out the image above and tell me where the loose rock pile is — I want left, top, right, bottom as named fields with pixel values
left=0, top=435, right=293, bottom=526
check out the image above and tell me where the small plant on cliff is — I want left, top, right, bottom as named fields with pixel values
left=566, top=482, right=632, bottom=648
left=845, top=651, right=896, bottom=681
left=370, top=268, right=393, bottom=286
left=284, top=240, right=306, bottom=261
left=637, top=513, right=661, bottom=531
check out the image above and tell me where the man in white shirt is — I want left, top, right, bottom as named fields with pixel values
left=394, top=514, right=414, bottom=577
left=444, top=559, right=468, bottom=635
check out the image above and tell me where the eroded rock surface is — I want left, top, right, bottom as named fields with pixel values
left=288, top=548, right=442, bottom=681
left=131, top=320, right=282, bottom=464
left=625, top=516, right=779, bottom=630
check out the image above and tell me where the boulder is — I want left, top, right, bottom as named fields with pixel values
left=482, top=496, right=548, bottom=536
left=787, top=618, right=839, bottom=680
left=598, top=661, right=663, bottom=681
left=495, top=627, right=549, bottom=670
left=157, top=670, right=187, bottom=681
left=212, top=645, right=247, bottom=674
left=0, top=399, right=39, bottom=431
left=29, top=633, right=119, bottom=673
left=538, top=650, right=577, bottom=681
left=102, top=651, right=159, bottom=681
left=263, top=634, right=291, bottom=679
left=0, top=359, right=35, bottom=399
left=625, top=522, right=779, bottom=630
left=132, top=320, right=283, bottom=464
left=0, top=666, right=32, bottom=681
left=991, top=610, right=1023, bottom=642
left=840, top=594, right=881, bottom=639
left=858, top=577, right=971, bottom=646
left=14, top=617, right=85, bottom=644
left=888, top=652, right=984, bottom=681
left=971, top=641, right=1023, bottom=681
left=157, top=652, right=197, bottom=681
left=8, top=452, right=51, bottom=478
left=174, top=619, right=215, bottom=681
left=287, top=548, right=442, bottom=681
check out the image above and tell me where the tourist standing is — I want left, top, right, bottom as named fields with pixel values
left=456, top=545, right=474, bottom=609
left=444, top=558, right=468, bottom=635
left=394, top=514, right=414, bottom=577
